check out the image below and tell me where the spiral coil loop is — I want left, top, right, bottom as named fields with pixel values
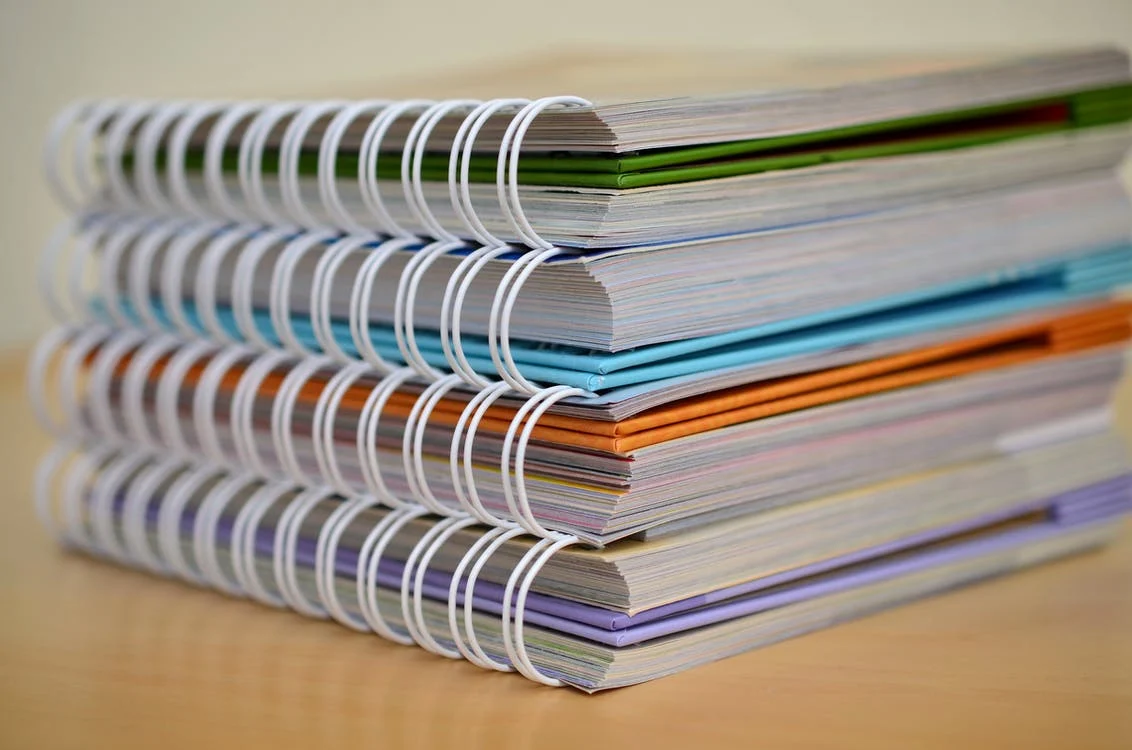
left=32, top=95, right=606, bottom=688
left=35, top=442, right=577, bottom=686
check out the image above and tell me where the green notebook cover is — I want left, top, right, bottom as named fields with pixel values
left=128, top=84, right=1132, bottom=190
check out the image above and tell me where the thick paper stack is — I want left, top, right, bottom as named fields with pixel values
left=30, top=47, right=1132, bottom=690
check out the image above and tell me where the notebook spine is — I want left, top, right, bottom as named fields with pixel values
left=36, top=442, right=569, bottom=685
left=42, top=97, right=592, bottom=240
left=38, top=97, right=600, bottom=404
left=30, top=326, right=582, bottom=535
left=36, top=99, right=617, bottom=539
left=39, top=214, right=594, bottom=394
left=38, top=99, right=596, bottom=401
left=33, top=101, right=615, bottom=689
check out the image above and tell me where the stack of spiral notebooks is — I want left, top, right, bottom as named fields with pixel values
left=30, top=47, right=1132, bottom=691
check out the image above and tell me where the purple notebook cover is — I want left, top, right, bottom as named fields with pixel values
left=135, top=475, right=1130, bottom=646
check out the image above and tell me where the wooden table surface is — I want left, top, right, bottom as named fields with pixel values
left=1, top=350, right=1130, bottom=750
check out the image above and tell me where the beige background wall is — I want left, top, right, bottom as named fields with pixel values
left=1, top=0, right=1131, bottom=352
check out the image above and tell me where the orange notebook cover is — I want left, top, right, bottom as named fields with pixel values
left=107, top=300, right=1132, bottom=455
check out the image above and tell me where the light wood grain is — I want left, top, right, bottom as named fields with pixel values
left=0, top=349, right=1130, bottom=750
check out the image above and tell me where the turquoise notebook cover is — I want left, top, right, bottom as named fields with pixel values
left=102, top=244, right=1132, bottom=398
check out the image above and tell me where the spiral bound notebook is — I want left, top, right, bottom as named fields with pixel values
left=30, top=46, right=1132, bottom=690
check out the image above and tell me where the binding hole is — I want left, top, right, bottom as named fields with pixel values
left=501, top=386, right=586, bottom=537
left=230, top=349, right=296, bottom=479
left=310, top=235, right=375, bottom=363
left=90, top=450, right=151, bottom=564
left=458, top=381, right=521, bottom=526
left=357, top=505, right=428, bottom=644
left=121, top=459, right=186, bottom=575
left=160, top=221, right=231, bottom=338
left=118, top=334, right=182, bottom=446
left=357, top=99, right=433, bottom=237
left=497, top=97, right=591, bottom=248
left=348, top=236, right=418, bottom=372
left=311, top=361, right=371, bottom=496
left=230, top=226, right=300, bottom=349
left=272, top=487, right=336, bottom=618
left=455, top=525, right=528, bottom=671
left=204, top=102, right=266, bottom=220
left=393, top=239, right=464, bottom=379
left=192, top=473, right=258, bottom=596
left=192, top=345, right=257, bottom=466
left=154, top=339, right=222, bottom=458
left=441, top=244, right=513, bottom=387
left=504, top=534, right=578, bottom=686
left=128, top=218, right=194, bottom=332
left=400, top=515, right=477, bottom=656
left=356, top=368, right=419, bottom=508
left=168, top=101, right=227, bottom=218
left=156, top=465, right=226, bottom=585
left=238, top=102, right=306, bottom=224
left=318, top=100, right=389, bottom=233
left=402, top=373, right=467, bottom=515
left=33, top=443, right=75, bottom=541
left=103, top=101, right=155, bottom=211
left=231, top=480, right=294, bottom=608
left=136, top=101, right=191, bottom=213
left=270, top=355, right=333, bottom=485
left=44, top=100, right=94, bottom=211
left=453, top=99, right=529, bottom=246
left=314, top=497, right=382, bottom=631
left=279, top=101, right=348, bottom=228
left=73, top=100, right=127, bottom=209
left=270, top=230, right=340, bottom=355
